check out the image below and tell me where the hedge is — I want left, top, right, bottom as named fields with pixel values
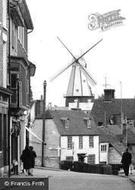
left=59, top=161, right=115, bottom=175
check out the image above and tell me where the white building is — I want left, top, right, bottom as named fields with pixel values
left=29, top=108, right=100, bottom=168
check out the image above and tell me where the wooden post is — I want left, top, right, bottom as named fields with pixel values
left=41, top=80, right=47, bottom=167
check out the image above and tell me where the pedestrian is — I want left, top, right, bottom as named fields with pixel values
left=29, top=146, right=37, bottom=175
left=121, top=148, right=132, bottom=176
left=20, top=145, right=32, bottom=176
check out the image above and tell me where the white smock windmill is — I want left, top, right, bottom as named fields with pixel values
left=51, top=37, right=103, bottom=109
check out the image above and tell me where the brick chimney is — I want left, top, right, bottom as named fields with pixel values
left=104, top=89, right=115, bottom=101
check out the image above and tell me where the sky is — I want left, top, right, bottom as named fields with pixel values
left=26, top=0, right=135, bottom=107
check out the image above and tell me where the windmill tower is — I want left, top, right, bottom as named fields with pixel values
left=51, top=37, right=103, bottom=110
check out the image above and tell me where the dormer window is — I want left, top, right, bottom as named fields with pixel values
left=61, top=117, right=70, bottom=129
left=84, top=117, right=91, bottom=128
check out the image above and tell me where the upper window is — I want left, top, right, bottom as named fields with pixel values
left=84, top=117, right=91, bottom=128
left=101, top=144, right=107, bottom=152
left=11, top=22, right=17, bottom=51
left=18, top=26, right=27, bottom=50
left=67, top=136, right=72, bottom=149
left=89, top=136, right=94, bottom=148
left=61, top=117, right=69, bottom=129
left=10, top=73, right=19, bottom=89
left=79, top=136, right=83, bottom=149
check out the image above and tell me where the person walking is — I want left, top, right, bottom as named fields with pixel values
left=121, top=148, right=132, bottom=176
left=29, top=146, right=37, bottom=175
left=20, top=145, right=32, bottom=176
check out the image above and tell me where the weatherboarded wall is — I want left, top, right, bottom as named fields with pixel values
left=61, top=135, right=99, bottom=164
left=108, top=147, right=121, bottom=164
left=30, top=119, right=60, bottom=168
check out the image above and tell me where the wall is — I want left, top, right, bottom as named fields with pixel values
left=108, top=147, right=121, bottom=164
left=30, top=119, right=60, bottom=168
left=45, top=119, right=60, bottom=168
left=61, top=136, right=99, bottom=164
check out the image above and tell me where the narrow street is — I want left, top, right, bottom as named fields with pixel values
left=33, top=168, right=135, bottom=190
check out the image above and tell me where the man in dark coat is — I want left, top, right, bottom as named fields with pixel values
left=121, top=148, right=132, bottom=176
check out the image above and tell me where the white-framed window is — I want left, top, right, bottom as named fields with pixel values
left=79, top=136, right=83, bottom=149
left=18, top=26, right=25, bottom=48
left=87, top=119, right=91, bottom=128
left=84, top=117, right=91, bottom=128
left=65, top=119, right=69, bottom=129
left=67, top=136, right=72, bottom=149
left=11, top=22, right=17, bottom=51
left=87, top=154, right=95, bottom=164
left=61, top=117, right=69, bottom=129
left=89, top=136, right=94, bottom=148
left=101, top=144, right=107, bottom=152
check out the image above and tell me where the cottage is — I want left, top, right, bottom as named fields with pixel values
left=29, top=108, right=100, bottom=168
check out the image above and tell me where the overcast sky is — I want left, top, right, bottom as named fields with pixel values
left=27, top=0, right=135, bottom=106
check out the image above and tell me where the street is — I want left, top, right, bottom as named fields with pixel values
left=33, top=168, right=135, bottom=190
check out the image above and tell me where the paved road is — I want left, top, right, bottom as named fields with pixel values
left=33, top=168, right=135, bottom=190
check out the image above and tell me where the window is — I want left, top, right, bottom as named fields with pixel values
left=66, top=156, right=73, bottom=161
left=87, top=154, right=95, bottom=164
left=79, top=136, right=83, bottom=149
left=11, top=73, right=18, bottom=89
left=101, top=144, right=107, bottom=152
left=18, top=26, right=27, bottom=50
left=67, top=136, right=72, bottom=149
left=87, top=119, right=91, bottom=128
left=10, top=73, right=19, bottom=104
left=18, top=27, right=24, bottom=46
left=61, top=118, right=69, bottom=129
left=12, top=23, right=17, bottom=51
left=84, top=117, right=91, bottom=128
left=65, top=119, right=69, bottom=129
left=89, top=136, right=94, bottom=148
left=19, top=80, right=22, bottom=107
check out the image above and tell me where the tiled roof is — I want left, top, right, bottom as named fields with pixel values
left=91, top=98, right=135, bottom=125
left=91, top=98, right=135, bottom=146
left=97, top=126, right=125, bottom=155
left=47, top=110, right=99, bottom=136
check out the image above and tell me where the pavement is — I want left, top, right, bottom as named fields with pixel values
left=14, top=166, right=135, bottom=183
left=0, top=166, right=135, bottom=190
left=118, top=168, right=135, bottom=183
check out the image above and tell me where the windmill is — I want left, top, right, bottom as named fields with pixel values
left=51, top=37, right=103, bottom=108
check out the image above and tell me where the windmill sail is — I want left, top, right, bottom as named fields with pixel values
left=51, top=37, right=103, bottom=108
